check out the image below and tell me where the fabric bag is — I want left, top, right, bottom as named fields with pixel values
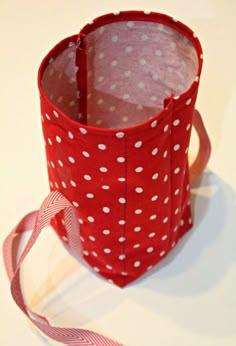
left=3, top=10, right=211, bottom=345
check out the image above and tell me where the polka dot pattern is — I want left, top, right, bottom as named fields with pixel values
left=41, top=10, right=201, bottom=288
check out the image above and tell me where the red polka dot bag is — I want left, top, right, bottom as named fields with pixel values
left=3, top=11, right=211, bottom=346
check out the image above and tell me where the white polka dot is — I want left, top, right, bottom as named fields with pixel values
left=175, top=188, right=180, bottom=195
left=186, top=123, right=191, bottom=131
left=195, top=76, right=199, bottom=82
left=68, top=131, right=74, bottom=139
left=152, top=73, right=159, bottom=81
left=70, top=180, right=76, bottom=187
left=109, top=105, right=116, bottom=112
left=147, top=247, right=154, bottom=253
left=134, top=261, right=141, bottom=267
left=152, top=173, right=159, bottom=180
left=164, top=174, right=168, bottom=182
left=102, top=185, right=109, bottom=190
left=118, top=237, right=126, bottom=242
left=83, top=250, right=89, bottom=256
left=55, top=182, right=59, bottom=189
left=149, top=232, right=156, bottom=238
left=164, top=124, right=169, bottom=132
left=180, top=219, right=184, bottom=226
left=189, top=217, right=192, bottom=224
left=104, top=248, right=111, bottom=254
left=99, top=52, right=104, bottom=59
left=122, top=116, right=129, bottom=123
left=79, top=127, right=87, bottom=134
left=163, top=217, right=168, bottom=223
left=94, top=267, right=100, bottom=272
left=155, top=49, right=162, bottom=56
left=173, top=144, right=180, bottom=151
left=96, top=119, right=103, bottom=126
left=72, top=201, right=79, bottom=207
left=134, top=226, right=141, bottom=232
left=133, top=244, right=140, bottom=248
left=86, top=193, right=94, bottom=199
left=174, top=208, right=179, bottom=215
left=135, top=166, right=143, bottom=173
left=167, top=67, right=173, bottom=73
left=58, top=160, right=63, bottom=167
left=48, top=138, right=52, bottom=145
left=186, top=98, right=192, bottom=105
left=151, top=96, right=157, bottom=101
left=163, top=150, right=168, bottom=158
left=45, top=113, right=50, bottom=120
left=103, top=207, right=110, bottom=213
left=170, top=41, right=176, bottom=49
left=174, top=167, right=180, bottom=174
left=118, top=177, right=126, bottom=182
left=135, top=187, right=143, bottom=193
left=68, top=156, right=75, bottom=163
left=98, top=144, right=106, bottom=150
left=158, top=24, right=164, bottom=31
left=118, top=197, right=126, bottom=204
left=174, top=226, right=178, bottom=232
left=138, top=81, right=145, bottom=89
left=124, top=70, right=131, bottom=77
left=173, top=119, right=180, bottom=126
left=106, top=264, right=112, bottom=270
left=141, top=34, right=148, bottom=40
left=164, top=197, right=169, bottom=204
left=50, top=161, right=55, bottom=168
left=151, top=120, right=158, bottom=128
left=98, top=76, right=104, bottom=82
left=78, top=218, right=83, bottom=224
left=118, top=220, right=126, bottom=225
left=117, top=157, right=125, bottom=163
left=87, top=216, right=94, bottom=222
left=100, top=167, right=108, bottom=173
left=119, top=254, right=126, bottom=260
left=144, top=10, right=151, bottom=15
left=162, top=234, right=168, bottom=240
left=137, top=104, right=143, bottom=110
left=139, top=58, right=146, bottom=65
left=134, top=141, right=142, bottom=148
left=160, top=251, right=166, bottom=257
left=89, top=235, right=96, bottom=241
left=97, top=98, right=103, bottom=105
left=186, top=184, right=190, bottom=191
left=200, top=53, right=203, bottom=59
left=174, top=95, right=180, bottom=100
left=82, top=151, right=90, bottom=158
left=103, top=229, right=110, bottom=235
left=53, top=110, right=59, bottom=118
left=111, top=60, right=118, bottom=66
left=152, top=148, right=158, bottom=156
left=84, top=174, right=92, bottom=181
left=123, top=94, right=130, bottom=100
left=112, top=35, right=118, bottom=42
left=151, top=195, right=158, bottom=201
left=125, top=46, right=133, bottom=53
left=116, top=132, right=124, bottom=138
left=150, top=214, right=157, bottom=220
left=56, top=136, right=62, bottom=143
left=135, top=209, right=142, bottom=214
left=171, top=242, right=176, bottom=248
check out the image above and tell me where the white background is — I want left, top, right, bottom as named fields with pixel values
left=0, top=1, right=236, bottom=345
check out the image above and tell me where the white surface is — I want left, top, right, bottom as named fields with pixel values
left=0, top=1, right=236, bottom=345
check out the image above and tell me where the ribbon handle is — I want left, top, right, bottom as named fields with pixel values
left=3, top=191, right=122, bottom=345
left=190, top=109, right=211, bottom=184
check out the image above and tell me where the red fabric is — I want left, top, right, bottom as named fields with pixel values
left=3, top=11, right=211, bottom=345
left=37, top=11, right=205, bottom=287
